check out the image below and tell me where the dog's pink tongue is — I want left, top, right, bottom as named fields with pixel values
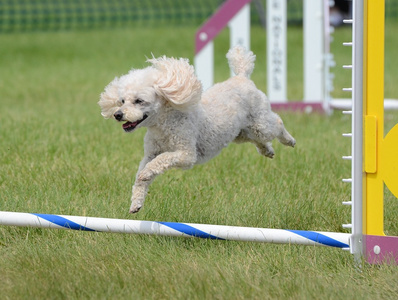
left=123, top=121, right=137, bottom=129
left=122, top=121, right=135, bottom=130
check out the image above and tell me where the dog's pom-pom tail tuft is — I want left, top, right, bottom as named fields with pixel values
left=226, top=45, right=256, bottom=78
left=148, top=56, right=202, bottom=111
left=98, top=77, right=120, bottom=119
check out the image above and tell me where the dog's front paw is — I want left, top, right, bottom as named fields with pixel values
left=129, top=202, right=142, bottom=214
left=130, top=186, right=146, bottom=213
left=129, top=197, right=144, bottom=213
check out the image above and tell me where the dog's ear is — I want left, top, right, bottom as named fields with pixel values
left=98, top=77, right=119, bottom=119
left=148, top=56, right=202, bottom=111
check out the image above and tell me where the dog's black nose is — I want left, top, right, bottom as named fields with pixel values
left=114, top=111, right=124, bottom=121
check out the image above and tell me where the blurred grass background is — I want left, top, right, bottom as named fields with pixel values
left=1, top=1, right=398, bottom=299
left=1, top=0, right=398, bottom=32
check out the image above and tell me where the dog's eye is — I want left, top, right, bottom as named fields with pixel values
left=134, top=99, right=144, bottom=104
left=121, top=99, right=125, bottom=104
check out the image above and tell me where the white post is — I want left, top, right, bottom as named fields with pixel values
left=304, top=0, right=324, bottom=102
left=228, top=3, right=251, bottom=76
left=350, top=0, right=364, bottom=260
left=267, top=0, right=287, bottom=102
left=194, top=41, right=214, bottom=92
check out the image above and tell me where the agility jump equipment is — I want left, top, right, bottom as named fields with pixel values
left=355, top=0, right=398, bottom=264
left=0, top=212, right=349, bottom=248
left=194, top=0, right=398, bottom=113
left=0, top=0, right=397, bottom=264
left=194, top=0, right=334, bottom=112
left=339, top=0, right=398, bottom=264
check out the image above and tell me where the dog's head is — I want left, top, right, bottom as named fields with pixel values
left=98, top=56, right=202, bottom=133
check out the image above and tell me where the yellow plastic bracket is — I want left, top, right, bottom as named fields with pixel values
left=381, top=124, right=398, bottom=198
left=364, top=115, right=377, bottom=173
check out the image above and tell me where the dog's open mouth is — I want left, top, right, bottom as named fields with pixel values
left=122, top=115, right=148, bottom=132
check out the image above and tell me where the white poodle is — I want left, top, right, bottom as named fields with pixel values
left=99, top=46, right=296, bottom=213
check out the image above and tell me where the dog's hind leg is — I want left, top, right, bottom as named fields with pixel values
left=234, top=130, right=275, bottom=158
left=254, top=112, right=295, bottom=148
left=255, top=141, right=275, bottom=158
left=274, top=118, right=296, bottom=148
left=243, top=112, right=295, bottom=159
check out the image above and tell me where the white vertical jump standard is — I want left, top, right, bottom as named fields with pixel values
left=266, top=0, right=286, bottom=102
left=345, top=0, right=364, bottom=261
left=303, top=0, right=325, bottom=103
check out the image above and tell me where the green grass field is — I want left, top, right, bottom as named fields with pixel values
left=1, top=22, right=398, bottom=299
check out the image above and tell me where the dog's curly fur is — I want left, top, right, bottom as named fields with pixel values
left=99, top=46, right=296, bottom=213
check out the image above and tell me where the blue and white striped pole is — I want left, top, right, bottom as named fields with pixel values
left=0, top=211, right=350, bottom=249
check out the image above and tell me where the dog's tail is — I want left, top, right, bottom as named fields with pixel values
left=226, top=45, right=256, bottom=78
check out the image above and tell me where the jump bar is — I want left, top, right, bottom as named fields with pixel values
left=0, top=211, right=350, bottom=248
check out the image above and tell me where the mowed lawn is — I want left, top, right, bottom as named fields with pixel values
left=1, top=22, right=398, bottom=299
